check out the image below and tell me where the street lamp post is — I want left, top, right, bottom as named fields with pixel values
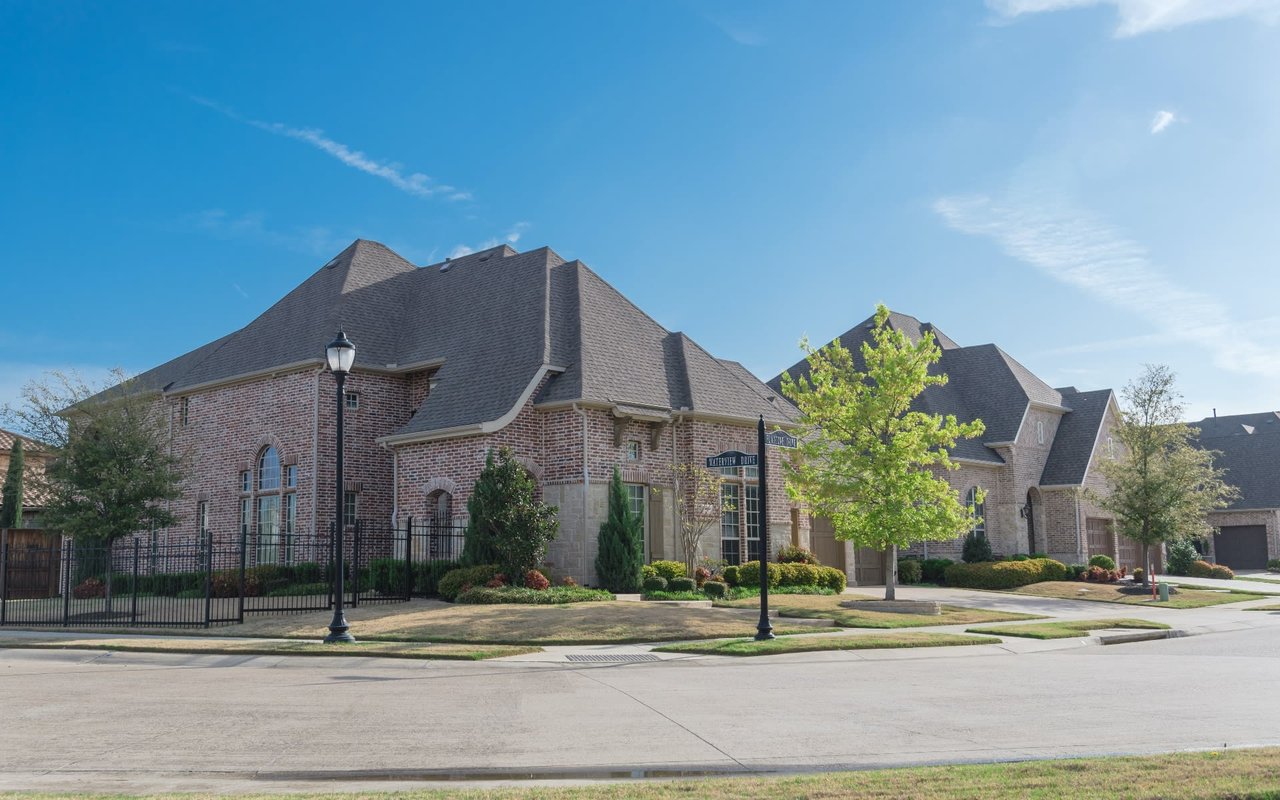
left=324, top=330, right=356, bottom=644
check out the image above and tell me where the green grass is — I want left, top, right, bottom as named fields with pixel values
left=653, top=631, right=999, bottom=656
left=966, top=618, right=1171, bottom=640
left=1228, top=575, right=1280, bottom=586
left=0, top=636, right=536, bottom=660
left=715, top=593, right=1042, bottom=628
left=1012, top=581, right=1267, bottom=608
left=1243, top=604, right=1280, bottom=611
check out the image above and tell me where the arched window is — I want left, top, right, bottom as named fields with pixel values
left=258, top=447, right=281, bottom=491
left=966, top=486, right=986, bottom=539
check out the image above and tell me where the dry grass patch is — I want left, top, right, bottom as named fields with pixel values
left=0, top=636, right=531, bottom=660
left=655, top=631, right=999, bottom=656
left=1012, top=581, right=1266, bottom=609
left=5, top=747, right=1279, bottom=799
left=716, top=593, right=1042, bottom=628
left=966, top=618, right=1171, bottom=640
left=55, top=599, right=818, bottom=645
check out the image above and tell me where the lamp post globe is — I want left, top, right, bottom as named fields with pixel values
left=324, top=330, right=356, bottom=644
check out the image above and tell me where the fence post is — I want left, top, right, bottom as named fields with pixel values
left=0, top=531, right=7, bottom=626
left=238, top=526, right=248, bottom=624
left=350, top=520, right=361, bottom=609
left=203, top=536, right=214, bottom=629
left=63, top=540, right=72, bottom=627
left=404, top=515, right=414, bottom=598
left=131, top=538, right=140, bottom=625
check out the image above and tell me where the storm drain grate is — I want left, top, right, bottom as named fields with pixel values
left=564, top=654, right=661, bottom=663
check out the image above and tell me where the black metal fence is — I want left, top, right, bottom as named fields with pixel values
left=0, top=518, right=469, bottom=629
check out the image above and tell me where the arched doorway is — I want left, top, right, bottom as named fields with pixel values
left=1025, top=488, right=1040, bottom=554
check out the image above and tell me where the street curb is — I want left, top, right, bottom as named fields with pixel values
left=1096, top=630, right=1183, bottom=645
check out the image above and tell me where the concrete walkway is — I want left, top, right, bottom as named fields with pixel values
left=1162, top=572, right=1280, bottom=594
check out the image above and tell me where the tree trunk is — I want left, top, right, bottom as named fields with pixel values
left=1141, top=543, right=1150, bottom=586
left=883, top=545, right=897, bottom=601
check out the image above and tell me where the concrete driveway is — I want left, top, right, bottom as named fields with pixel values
left=3, top=621, right=1280, bottom=794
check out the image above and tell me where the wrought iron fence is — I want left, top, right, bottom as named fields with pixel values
left=0, top=518, right=466, bottom=629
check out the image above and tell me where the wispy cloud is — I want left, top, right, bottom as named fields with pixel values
left=190, top=95, right=468, bottom=200
left=987, top=0, right=1280, bottom=36
left=704, top=14, right=766, bottom=45
left=448, top=222, right=533, bottom=260
left=1150, top=109, right=1178, bottom=134
left=185, top=209, right=350, bottom=257
left=934, top=192, right=1280, bottom=378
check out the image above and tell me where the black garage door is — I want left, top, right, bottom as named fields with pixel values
left=1213, top=525, right=1269, bottom=570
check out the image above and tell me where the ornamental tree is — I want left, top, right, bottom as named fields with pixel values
left=595, top=467, right=644, bottom=592
left=0, top=438, right=24, bottom=529
left=1093, top=364, right=1237, bottom=585
left=462, top=447, right=559, bottom=581
left=661, top=461, right=728, bottom=576
left=781, top=304, right=986, bottom=600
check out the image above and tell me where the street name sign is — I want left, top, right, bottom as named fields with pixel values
left=764, top=430, right=798, bottom=448
left=705, top=450, right=758, bottom=469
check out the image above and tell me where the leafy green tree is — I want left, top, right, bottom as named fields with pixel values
left=462, top=447, right=559, bottom=581
left=782, top=305, right=986, bottom=600
left=0, top=438, right=24, bottom=529
left=1093, top=365, right=1237, bottom=585
left=2, top=369, right=186, bottom=609
left=595, top=468, right=644, bottom=592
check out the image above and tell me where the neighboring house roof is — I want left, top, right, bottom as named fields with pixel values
left=1191, top=411, right=1280, bottom=510
left=0, top=427, right=53, bottom=509
left=120, top=241, right=795, bottom=443
left=767, top=310, right=1111, bottom=477
left=1039, top=388, right=1114, bottom=486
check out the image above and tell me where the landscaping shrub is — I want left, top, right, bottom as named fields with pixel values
left=1030, top=553, right=1049, bottom=560
left=368, top=558, right=409, bottom=596
left=962, top=532, right=993, bottom=563
left=1166, top=539, right=1200, bottom=576
left=722, top=565, right=740, bottom=586
left=1078, top=565, right=1122, bottom=583
left=702, top=581, right=728, bottom=598
left=642, top=575, right=668, bottom=592
left=1132, top=568, right=1145, bottom=584
left=462, top=448, right=558, bottom=580
left=897, top=559, right=923, bottom=585
left=1007, top=553, right=1030, bottom=562
left=920, top=558, right=953, bottom=584
left=72, top=577, right=105, bottom=599
left=437, top=564, right=501, bottom=601
left=779, top=563, right=820, bottom=586
left=413, top=560, right=459, bottom=596
left=1268, top=558, right=1280, bottom=574
left=595, top=468, right=644, bottom=592
left=1088, top=554, right=1117, bottom=570
left=266, top=581, right=329, bottom=597
left=485, top=573, right=508, bottom=588
left=176, top=588, right=203, bottom=599
left=1067, top=563, right=1087, bottom=580
left=561, top=576, right=578, bottom=587
left=1188, top=560, right=1234, bottom=580
left=693, top=565, right=712, bottom=587
left=647, top=560, right=687, bottom=581
left=524, top=569, right=551, bottom=590
left=944, top=558, right=1068, bottom=590
left=817, top=566, right=846, bottom=592
left=739, top=560, right=846, bottom=592
left=668, top=577, right=697, bottom=592
left=776, top=545, right=819, bottom=565
left=455, top=586, right=614, bottom=604
left=738, top=560, right=779, bottom=588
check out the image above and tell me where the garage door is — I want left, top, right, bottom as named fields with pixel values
left=854, top=547, right=885, bottom=586
left=1213, top=526, right=1269, bottom=570
left=809, top=516, right=845, bottom=571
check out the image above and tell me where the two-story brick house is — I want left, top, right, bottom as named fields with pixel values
left=769, top=311, right=1132, bottom=584
left=1192, top=412, right=1280, bottom=570
left=128, top=239, right=801, bottom=586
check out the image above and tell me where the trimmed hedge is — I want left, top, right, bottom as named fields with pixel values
left=1188, top=560, right=1234, bottom=580
left=776, top=545, right=819, bottom=565
left=920, top=558, right=953, bottom=584
left=944, top=558, right=1068, bottom=590
left=702, top=581, right=728, bottom=598
left=738, top=560, right=846, bottom=593
left=1088, top=554, right=1117, bottom=570
left=642, top=575, right=669, bottom=592
left=647, top=560, right=687, bottom=581
left=455, top=586, right=614, bottom=604
left=667, top=577, right=697, bottom=592
left=722, top=565, right=741, bottom=586
left=897, top=559, right=923, bottom=585
left=438, top=564, right=502, bottom=601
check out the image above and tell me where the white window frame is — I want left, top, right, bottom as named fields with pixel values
left=344, top=391, right=360, bottom=410
left=625, top=440, right=641, bottom=461
left=966, top=486, right=986, bottom=539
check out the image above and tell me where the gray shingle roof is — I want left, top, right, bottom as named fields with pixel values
left=1197, top=432, right=1280, bottom=510
left=767, top=310, right=1116, bottom=476
left=121, top=240, right=793, bottom=440
left=1040, top=388, right=1113, bottom=486
left=1193, top=411, right=1280, bottom=439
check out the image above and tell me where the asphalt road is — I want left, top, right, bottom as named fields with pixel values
left=3, top=624, right=1280, bottom=794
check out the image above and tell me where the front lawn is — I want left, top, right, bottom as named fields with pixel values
left=1011, top=581, right=1266, bottom=608
left=654, top=631, right=999, bottom=656
left=715, top=593, right=1042, bottom=628
left=966, top=618, right=1171, bottom=640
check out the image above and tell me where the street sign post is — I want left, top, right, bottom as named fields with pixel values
left=705, top=432, right=775, bottom=641
left=704, top=451, right=758, bottom=469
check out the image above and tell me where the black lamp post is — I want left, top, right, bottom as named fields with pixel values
left=324, top=330, right=356, bottom=644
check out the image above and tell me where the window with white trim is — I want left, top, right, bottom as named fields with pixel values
left=625, top=440, right=641, bottom=461
left=345, top=391, right=359, bottom=410
left=720, top=483, right=741, bottom=565
left=258, top=447, right=280, bottom=491
left=744, top=484, right=761, bottom=562
left=966, top=486, right=986, bottom=539
left=343, top=491, right=359, bottom=528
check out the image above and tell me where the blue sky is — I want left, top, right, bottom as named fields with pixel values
left=2, top=0, right=1278, bottom=420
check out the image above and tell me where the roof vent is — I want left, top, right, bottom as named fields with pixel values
left=440, top=257, right=452, bottom=273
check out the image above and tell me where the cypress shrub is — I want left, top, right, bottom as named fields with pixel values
left=595, top=468, right=644, bottom=592
left=0, top=439, right=23, bottom=529
left=961, top=531, right=993, bottom=563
